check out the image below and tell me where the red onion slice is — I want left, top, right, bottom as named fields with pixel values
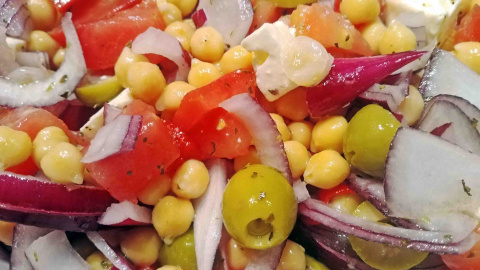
left=0, top=0, right=32, bottom=39
left=0, top=26, right=19, bottom=75
left=300, top=198, right=478, bottom=254
left=220, top=93, right=293, bottom=183
left=86, top=231, right=134, bottom=270
left=0, top=13, right=86, bottom=107
left=25, top=231, right=90, bottom=270
left=82, top=115, right=142, bottom=164
left=307, top=51, right=424, bottom=117
left=103, top=103, right=122, bottom=125
left=0, top=171, right=116, bottom=231
left=97, top=201, right=152, bottom=226
left=132, top=27, right=190, bottom=82
left=193, top=159, right=227, bottom=270
left=417, top=100, right=480, bottom=155
left=192, top=9, right=206, bottom=28
left=196, top=0, right=253, bottom=47
left=11, top=225, right=52, bottom=270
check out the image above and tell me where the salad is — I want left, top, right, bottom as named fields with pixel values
left=0, top=0, right=479, bottom=269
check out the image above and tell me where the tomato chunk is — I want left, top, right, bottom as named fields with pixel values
left=454, top=5, right=480, bottom=44
left=5, top=157, right=38, bottom=176
left=50, top=0, right=165, bottom=70
left=249, top=0, right=285, bottom=34
left=314, top=182, right=356, bottom=203
left=70, top=0, right=141, bottom=25
left=442, top=240, right=480, bottom=270
left=85, top=100, right=180, bottom=202
left=188, top=108, right=252, bottom=159
left=173, top=70, right=257, bottom=131
left=291, top=3, right=373, bottom=56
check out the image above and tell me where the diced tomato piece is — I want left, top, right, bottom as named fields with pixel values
left=454, top=5, right=480, bottom=44
left=58, top=100, right=97, bottom=131
left=165, top=121, right=206, bottom=161
left=70, top=0, right=141, bottom=25
left=188, top=108, right=253, bottom=159
left=53, top=0, right=82, bottom=13
left=314, top=183, right=356, bottom=203
left=291, top=3, right=373, bottom=56
left=5, top=157, right=38, bottom=176
left=50, top=0, right=166, bottom=70
left=249, top=0, right=285, bottom=34
left=0, top=107, right=72, bottom=140
left=442, top=240, right=480, bottom=270
left=173, top=70, right=257, bottom=131
left=85, top=100, right=180, bottom=202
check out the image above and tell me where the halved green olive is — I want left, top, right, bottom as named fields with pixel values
left=222, top=164, right=297, bottom=250
left=158, top=227, right=197, bottom=270
left=76, top=76, right=123, bottom=108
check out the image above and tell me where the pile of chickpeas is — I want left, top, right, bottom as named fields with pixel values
left=1, top=0, right=480, bottom=269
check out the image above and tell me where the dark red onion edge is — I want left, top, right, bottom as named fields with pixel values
left=430, top=123, right=452, bottom=137
left=86, top=231, right=134, bottom=270
left=192, top=9, right=206, bottom=28
left=121, top=115, right=142, bottom=152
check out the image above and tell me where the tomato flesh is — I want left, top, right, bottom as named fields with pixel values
left=249, top=0, right=285, bottom=34
left=85, top=100, right=180, bottom=202
left=291, top=3, right=373, bottom=56
left=70, top=0, right=141, bottom=25
left=442, top=241, right=480, bottom=270
left=315, top=183, right=356, bottom=203
left=173, top=70, right=257, bottom=131
left=454, top=5, right=480, bottom=44
left=5, top=157, right=38, bottom=176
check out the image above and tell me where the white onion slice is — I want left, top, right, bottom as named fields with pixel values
left=25, top=231, right=90, bottom=270
left=293, top=180, right=310, bottom=203
left=11, top=225, right=52, bottom=270
left=193, top=159, right=227, bottom=270
left=132, top=27, right=189, bottom=82
left=98, top=201, right=152, bottom=226
left=86, top=232, right=134, bottom=270
left=0, top=13, right=86, bottom=107
left=220, top=93, right=293, bottom=183
left=0, top=26, right=19, bottom=75
left=15, top=51, right=49, bottom=69
left=82, top=115, right=142, bottom=164
left=103, top=103, right=122, bottom=125
left=196, top=0, right=253, bottom=47
left=7, top=66, right=49, bottom=84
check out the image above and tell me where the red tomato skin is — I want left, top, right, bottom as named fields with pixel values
left=53, top=0, right=82, bottom=13
left=442, top=241, right=480, bottom=270
left=50, top=0, right=165, bottom=70
left=85, top=100, right=180, bottom=202
left=188, top=107, right=253, bottom=159
left=0, top=107, right=72, bottom=141
left=5, top=157, right=38, bottom=176
left=173, top=70, right=257, bottom=131
left=70, top=0, right=141, bottom=25
left=165, top=121, right=206, bottom=161
left=315, top=183, right=356, bottom=203
left=454, top=5, right=480, bottom=44
left=248, top=0, right=285, bottom=34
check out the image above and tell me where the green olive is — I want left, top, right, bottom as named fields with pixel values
left=222, top=164, right=297, bottom=250
left=305, top=254, right=330, bottom=270
left=343, top=104, right=401, bottom=177
left=76, top=76, right=123, bottom=108
left=158, top=227, right=197, bottom=270
left=264, top=0, right=317, bottom=8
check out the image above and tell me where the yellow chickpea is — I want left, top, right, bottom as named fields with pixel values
left=114, top=47, right=149, bottom=88
left=86, top=251, right=113, bottom=270
left=26, top=0, right=58, bottom=31
left=40, top=142, right=84, bottom=184
left=304, top=150, right=350, bottom=189
left=227, top=238, right=250, bottom=269
left=453, top=42, right=480, bottom=74
left=53, top=48, right=65, bottom=68
left=157, top=2, right=182, bottom=25
left=329, top=194, right=364, bottom=214
left=171, top=159, right=210, bottom=199
left=28, top=30, right=60, bottom=59
left=277, top=240, right=306, bottom=270
left=397, top=85, right=424, bottom=126
left=284, top=141, right=310, bottom=179
left=32, top=126, right=69, bottom=166
left=220, top=45, right=253, bottom=74
left=233, top=146, right=261, bottom=171
left=275, top=88, right=309, bottom=121
left=379, top=21, right=417, bottom=55
left=168, top=0, right=197, bottom=16
left=153, top=196, right=194, bottom=244
left=339, top=0, right=380, bottom=25
left=311, top=116, right=348, bottom=154
left=270, top=113, right=291, bottom=142
left=164, top=21, right=195, bottom=52
left=155, top=81, right=196, bottom=111
left=126, top=62, right=167, bottom=105
left=157, top=266, right=182, bottom=270
left=190, top=27, right=225, bottom=62
left=137, top=175, right=172, bottom=206
left=288, top=121, right=313, bottom=149
left=359, top=18, right=387, bottom=55
left=121, top=227, right=162, bottom=267
left=188, top=59, right=222, bottom=87
left=0, top=126, right=32, bottom=170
